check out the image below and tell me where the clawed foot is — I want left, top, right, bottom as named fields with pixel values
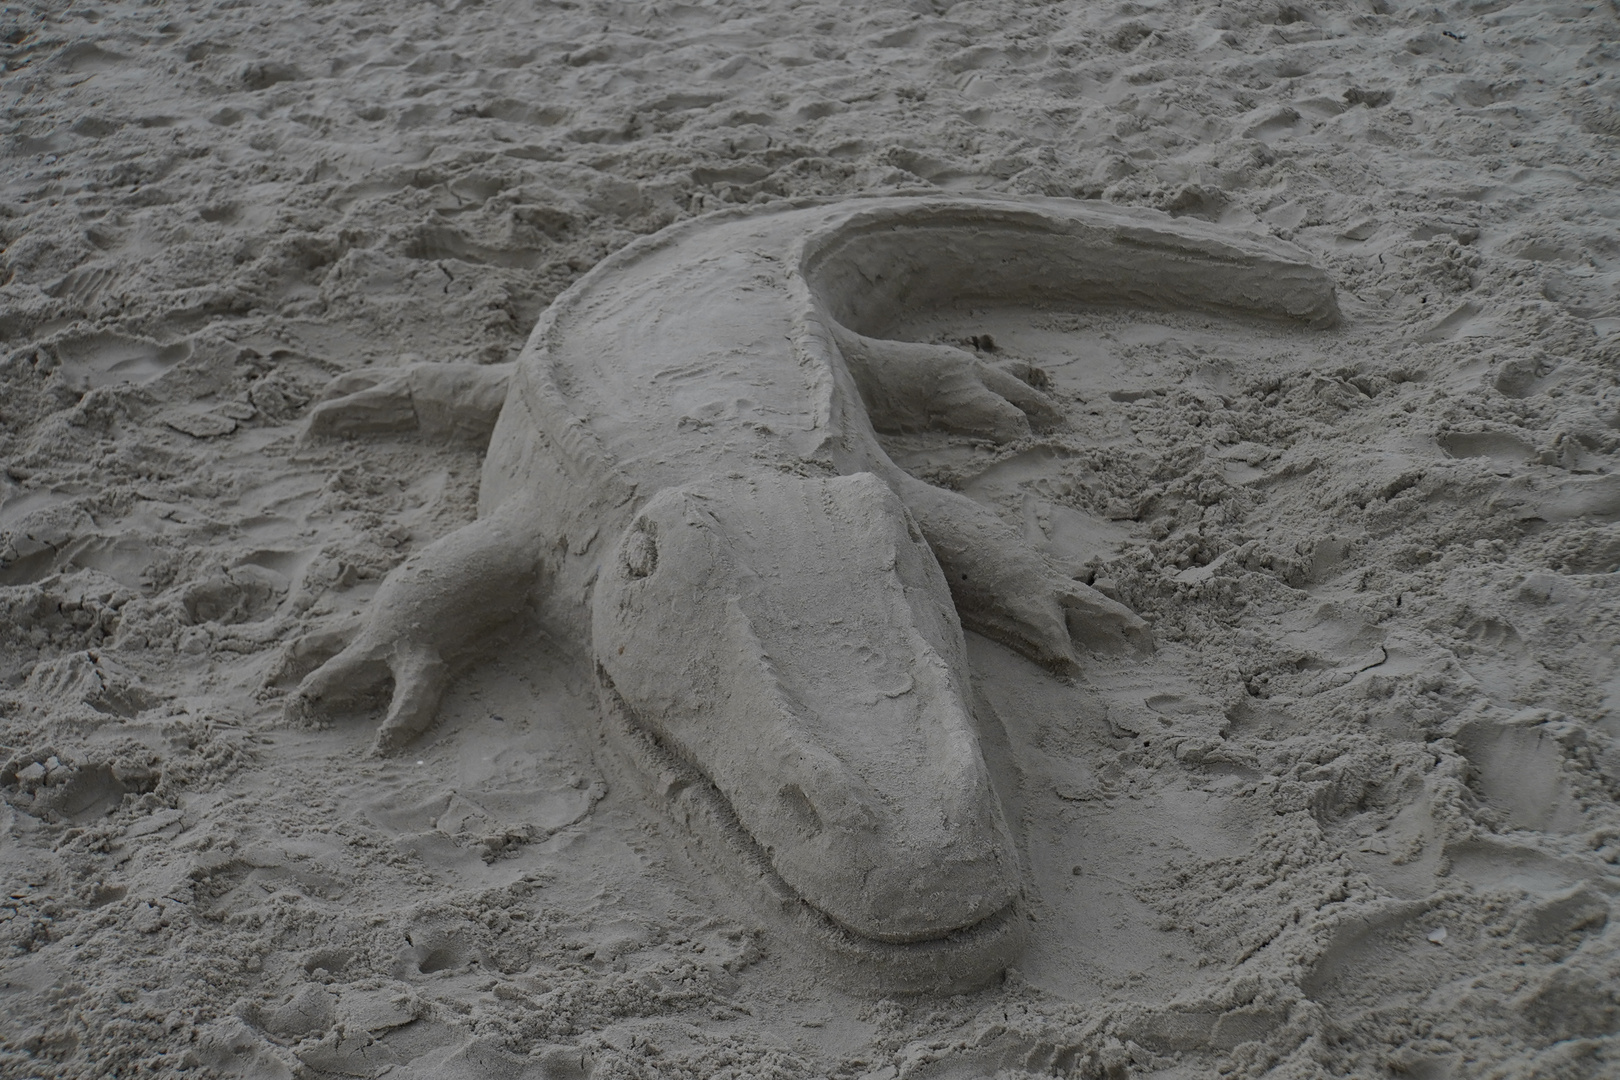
left=1057, top=581, right=1153, bottom=657
left=889, top=473, right=1153, bottom=675
left=304, top=363, right=513, bottom=442
left=835, top=327, right=1060, bottom=442
left=951, top=575, right=1152, bottom=676
left=284, top=640, right=451, bottom=755
left=303, top=370, right=418, bottom=439
left=280, top=501, right=540, bottom=754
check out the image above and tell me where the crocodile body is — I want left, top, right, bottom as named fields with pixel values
left=295, top=196, right=1336, bottom=989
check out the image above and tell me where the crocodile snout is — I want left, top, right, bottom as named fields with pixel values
left=772, top=747, right=1017, bottom=941
left=593, top=472, right=1021, bottom=944
left=755, top=676, right=1018, bottom=942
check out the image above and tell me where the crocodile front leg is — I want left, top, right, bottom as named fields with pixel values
left=889, top=471, right=1151, bottom=673
left=286, top=496, right=542, bottom=753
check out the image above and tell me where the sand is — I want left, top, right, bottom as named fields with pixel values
left=2, top=0, right=1619, bottom=1077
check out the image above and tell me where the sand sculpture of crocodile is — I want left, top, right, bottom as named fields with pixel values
left=292, top=195, right=1337, bottom=988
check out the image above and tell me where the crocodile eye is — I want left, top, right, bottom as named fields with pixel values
left=623, top=520, right=657, bottom=578
left=778, top=783, right=822, bottom=835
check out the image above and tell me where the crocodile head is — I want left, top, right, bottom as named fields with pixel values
left=592, top=471, right=1021, bottom=948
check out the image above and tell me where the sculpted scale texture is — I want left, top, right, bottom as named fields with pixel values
left=292, top=195, right=1337, bottom=987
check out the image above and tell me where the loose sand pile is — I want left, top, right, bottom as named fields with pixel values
left=2, top=0, right=1618, bottom=1077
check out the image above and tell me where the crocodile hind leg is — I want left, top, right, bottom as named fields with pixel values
left=303, top=363, right=513, bottom=442
left=286, top=497, right=542, bottom=753
left=833, top=325, right=1059, bottom=442
left=888, top=471, right=1151, bottom=674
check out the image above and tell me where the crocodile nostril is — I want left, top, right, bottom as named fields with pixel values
left=902, top=509, right=925, bottom=547
left=778, top=783, right=822, bottom=835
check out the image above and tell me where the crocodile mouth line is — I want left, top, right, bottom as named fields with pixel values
left=593, top=664, right=1024, bottom=960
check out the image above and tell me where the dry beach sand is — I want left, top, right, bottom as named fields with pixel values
left=3, top=0, right=1620, bottom=1077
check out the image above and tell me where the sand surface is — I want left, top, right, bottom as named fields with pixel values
left=3, top=0, right=1620, bottom=1077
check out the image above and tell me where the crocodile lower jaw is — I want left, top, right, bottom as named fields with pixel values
left=596, top=671, right=1026, bottom=993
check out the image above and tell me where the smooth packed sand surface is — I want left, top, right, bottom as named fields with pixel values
left=3, top=0, right=1619, bottom=1077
